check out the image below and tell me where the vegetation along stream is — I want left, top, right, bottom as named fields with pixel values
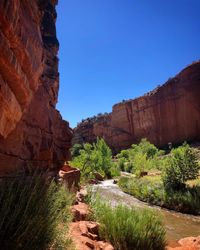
left=93, top=179, right=200, bottom=242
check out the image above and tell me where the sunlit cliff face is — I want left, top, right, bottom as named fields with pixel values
left=73, top=61, right=200, bottom=153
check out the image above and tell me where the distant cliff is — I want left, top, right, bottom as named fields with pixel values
left=73, top=62, right=200, bottom=153
left=0, top=0, right=72, bottom=174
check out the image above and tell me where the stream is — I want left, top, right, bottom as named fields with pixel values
left=92, top=179, right=200, bottom=241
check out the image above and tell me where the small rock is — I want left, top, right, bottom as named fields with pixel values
left=85, top=240, right=95, bottom=249
left=79, top=221, right=88, bottom=235
left=103, top=243, right=115, bottom=250
left=88, top=232, right=98, bottom=240
left=179, top=236, right=200, bottom=249
left=86, top=221, right=99, bottom=235
left=167, top=236, right=200, bottom=250
left=88, top=179, right=99, bottom=185
left=97, top=241, right=114, bottom=250
left=94, top=172, right=104, bottom=181
left=72, top=202, right=89, bottom=221
left=76, top=188, right=88, bottom=202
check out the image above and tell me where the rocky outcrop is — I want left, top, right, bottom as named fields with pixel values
left=0, top=0, right=72, bottom=174
left=70, top=188, right=114, bottom=250
left=73, top=62, right=200, bottom=153
left=59, top=165, right=80, bottom=190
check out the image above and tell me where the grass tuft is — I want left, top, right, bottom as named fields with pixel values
left=89, top=196, right=166, bottom=250
left=0, top=169, right=73, bottom=250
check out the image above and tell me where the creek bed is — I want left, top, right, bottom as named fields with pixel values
left=92, top=179, right=200, bottom=241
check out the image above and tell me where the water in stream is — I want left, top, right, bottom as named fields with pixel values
left=93, top=180, right=200, bottom=241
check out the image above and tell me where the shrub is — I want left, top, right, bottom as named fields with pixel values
left=163, top=143, right=200, bottom=191
left=70, top=143, right=83, bottom=157
left=90, top=198, right=166, bottom=250
left=130, top=138, right=160, bottom=160
left=131, top=152, right=151, bottom=177
left=116, top=150, right=130, bottom=160
left=117, top=158, right=126, bottom=171
left=110, top=163, right=121, bottom=177
left=71, top=138, right=115, bottom=179
left=116, top=139, right=164, bottom=174
left=0, top=169, right=73, bottom=250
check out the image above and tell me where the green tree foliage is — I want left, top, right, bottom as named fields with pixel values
left=116, top=149, right=130, bottom=160
left=163, top=143, right=200, bottom=190
left=70, top=143, right=83, bottom=158
left=71, top=138, right=114, bottom=179
left=129, top=138, right=162, bottom=160
left=116, top=139, right=164, bottom=176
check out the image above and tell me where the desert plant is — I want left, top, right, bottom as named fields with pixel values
left=0, top=169, right=73, bottom=250
left=89, top=198, right=166, bottom=250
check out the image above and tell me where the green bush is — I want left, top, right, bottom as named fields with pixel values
left=71, top=138, right=116, bottom=179
left=90, top=198, right=166, bottom=250
left=70, top=143, right=83, bottom=158
left=119, top=177, right=165, bottom=204
left=163, top=143, right=200, bottom=191
left=110, top=163, right=121, bottom=177
left=116, top=139, right=165, bottom=174
left=117, top=158, right=126, bottom=171
left=0, top=169, right=73, bottom=250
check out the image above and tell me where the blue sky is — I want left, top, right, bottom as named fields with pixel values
left=56, top=0, right=200, bottom=128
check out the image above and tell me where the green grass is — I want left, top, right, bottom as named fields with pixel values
left=0, top=169, right=74, bottom=250
left=118, top=176, right=200, bottom=215
left=88, top=196, right=166, bottom=250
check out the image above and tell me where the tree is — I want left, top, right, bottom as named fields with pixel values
left=95, top=138, right=113, bottom=177
left=162, top=143, right=200, bottom=191
left=71, top=143, right=83, bottom=158
left=71, top=138, right=113, bottom=179
left=132, top=152, right=151, bottom=177
left=136, top=138, right=159, bottom=159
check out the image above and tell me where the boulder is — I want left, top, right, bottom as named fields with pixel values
left=167, top=236, right=200, bottom=250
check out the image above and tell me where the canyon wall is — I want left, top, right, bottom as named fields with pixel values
left=0, top=0, right=72, bottom=174
left=73, top=62, right=200, bottom=153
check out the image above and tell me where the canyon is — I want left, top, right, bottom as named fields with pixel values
left=73, top=61, right=200, bottom=153
left=0, top=0, right=72, bottom=174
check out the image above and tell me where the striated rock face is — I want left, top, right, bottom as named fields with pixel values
left=73, top=62, right=200, bottom=153
left=0, top=0, right=72, bottom=174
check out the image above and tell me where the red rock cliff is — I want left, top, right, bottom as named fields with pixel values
left=73, top=62, right=200, bottom=153
left=0, top=0, right=72, bottom=174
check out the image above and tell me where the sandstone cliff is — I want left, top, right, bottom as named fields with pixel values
left=0, top=0, right=72, bottom=174
left=73, top=62, right=200, bottom=153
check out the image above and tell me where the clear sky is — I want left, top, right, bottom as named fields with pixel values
left=56, top=0, right=200, bottom=128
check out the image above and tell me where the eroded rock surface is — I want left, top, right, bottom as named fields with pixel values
left=0, top=0, right=72, bottom=174
left=69, top=188, right=114, bottom=250
left=73, top=62, right=200, bottom=152
left=167, top=236, right=200, bottom=250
